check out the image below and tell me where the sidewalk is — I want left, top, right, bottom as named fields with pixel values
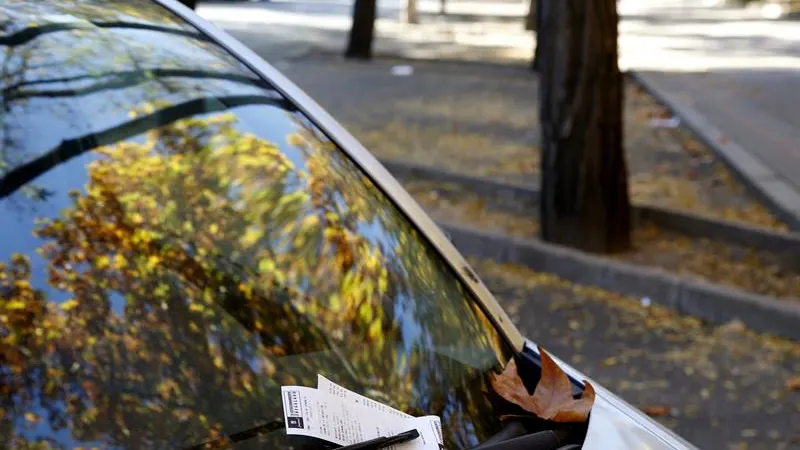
left=620, top=1, right=800, bottom=227
left=634, top=70, right=800, bottom=227
left=197, top=1, right=533, bottom=64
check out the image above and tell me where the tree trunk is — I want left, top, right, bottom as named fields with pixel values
left=538, top=0, right=631, bottom=253
left=530, top=0, right=547, bottom=71
left=405, top=0, right=419, bottom=23
left=346, top=0, right=377, bottom=59
left=525, top=0, right=537, bottom=31
left=177, top=0, right=198, bottom=10
left=439, top=0, right=447, bottom=15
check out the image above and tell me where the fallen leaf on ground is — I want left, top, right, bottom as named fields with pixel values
left=642, top=405, right=672, bottom=417
left=491, top=347, right=596, bottom=423
left=682, top=139, right=700, bottom=153
left=719, top=319, right=747, bottom=334
left=785, top=376, right=800, bottom=392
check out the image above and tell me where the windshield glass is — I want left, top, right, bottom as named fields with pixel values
left=0, top=1, right=513, bottom=449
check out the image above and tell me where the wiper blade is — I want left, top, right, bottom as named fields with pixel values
left=473, top=430, right=566, bottom=450
left=181, top=419, right=284, bottom=450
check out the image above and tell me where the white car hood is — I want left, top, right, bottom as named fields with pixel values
left=529, top=342, right=699, bottom=450
left=582, top=388, right=697, bottom=450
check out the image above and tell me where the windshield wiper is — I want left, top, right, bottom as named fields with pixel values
left=472, top=429, right=569, bottom=450
left=470, top=417, right=583, bottom=450
left=180, top=419, right=284, bottom=450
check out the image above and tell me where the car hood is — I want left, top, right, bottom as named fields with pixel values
left=582, top=388, right=697, bottom=450
left=528, top=342, right=699, bottom=450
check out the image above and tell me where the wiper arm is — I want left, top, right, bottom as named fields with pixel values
left=180, top=419, right=284, bottom=450
left=473, top=420, right=527, bottom=447
left=181, top=421, right=419, bottom=450
left=472, top=427, right=571, bottom=450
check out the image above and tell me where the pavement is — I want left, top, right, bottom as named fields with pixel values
left=620, top=0, right=800, bottom=228
left=197, top=0, right=533, bottom=64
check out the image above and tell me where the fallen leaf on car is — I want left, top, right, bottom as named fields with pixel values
left=642, top=405, right=672, bottom=417
left=491, top=347, right=595, bottom=423
left=785, top=376, right=800, bottom=392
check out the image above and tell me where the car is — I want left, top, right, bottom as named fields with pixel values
left=0, top=1, right=699, bottom=449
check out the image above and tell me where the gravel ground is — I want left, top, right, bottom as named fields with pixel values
left=476, top=259, right=800, bottom=450
left=281, top=57, right=786, bottom=231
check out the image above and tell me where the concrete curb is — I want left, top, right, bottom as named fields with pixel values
left=629, top=71, right=800, bottom=232
left=635, top=203, right=800, bottom=256
left=382, top=157, right=800, bottom=255
left=438, top=221, right=800, bottom=341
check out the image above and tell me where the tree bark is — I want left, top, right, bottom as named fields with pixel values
left=525, top=0, right=537, bottom=31
left=538, top=0, right=631, bottom=253
left=405, top=0, right=419, bottom=23
left=530, top=0, right=546, bottom=71
left=346, top=0, right=377, bottom=59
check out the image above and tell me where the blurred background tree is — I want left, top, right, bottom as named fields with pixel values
left=346, top=0, right=377, bottom=58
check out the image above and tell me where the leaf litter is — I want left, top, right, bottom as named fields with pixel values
left=283, top=59, right=787, bottom=232
left=403, top=179, right=800, bottom=301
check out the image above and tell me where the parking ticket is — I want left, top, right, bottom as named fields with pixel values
left=280, top=377, right=443, bottom=450
left=317, top=374, right=413, bottom=419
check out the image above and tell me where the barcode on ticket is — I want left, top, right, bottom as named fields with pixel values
left=283, top=390, right=305, bottom=429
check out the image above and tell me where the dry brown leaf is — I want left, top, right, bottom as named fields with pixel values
left=642, top=405, right=672, bottom=417
left=785, top=376, right=800, bottom=392
left=491, top=347, right=596, bottom=423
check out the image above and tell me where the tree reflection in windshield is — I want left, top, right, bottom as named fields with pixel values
left=0, top=1, right=513, bottom=449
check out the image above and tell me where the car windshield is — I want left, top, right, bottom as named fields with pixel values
left=0, top=1, right=513, bottom=449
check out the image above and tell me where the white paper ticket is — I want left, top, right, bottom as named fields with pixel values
left=318, top=374, right=412, bottom=419
left=280, top=378, right=443, bottom=450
